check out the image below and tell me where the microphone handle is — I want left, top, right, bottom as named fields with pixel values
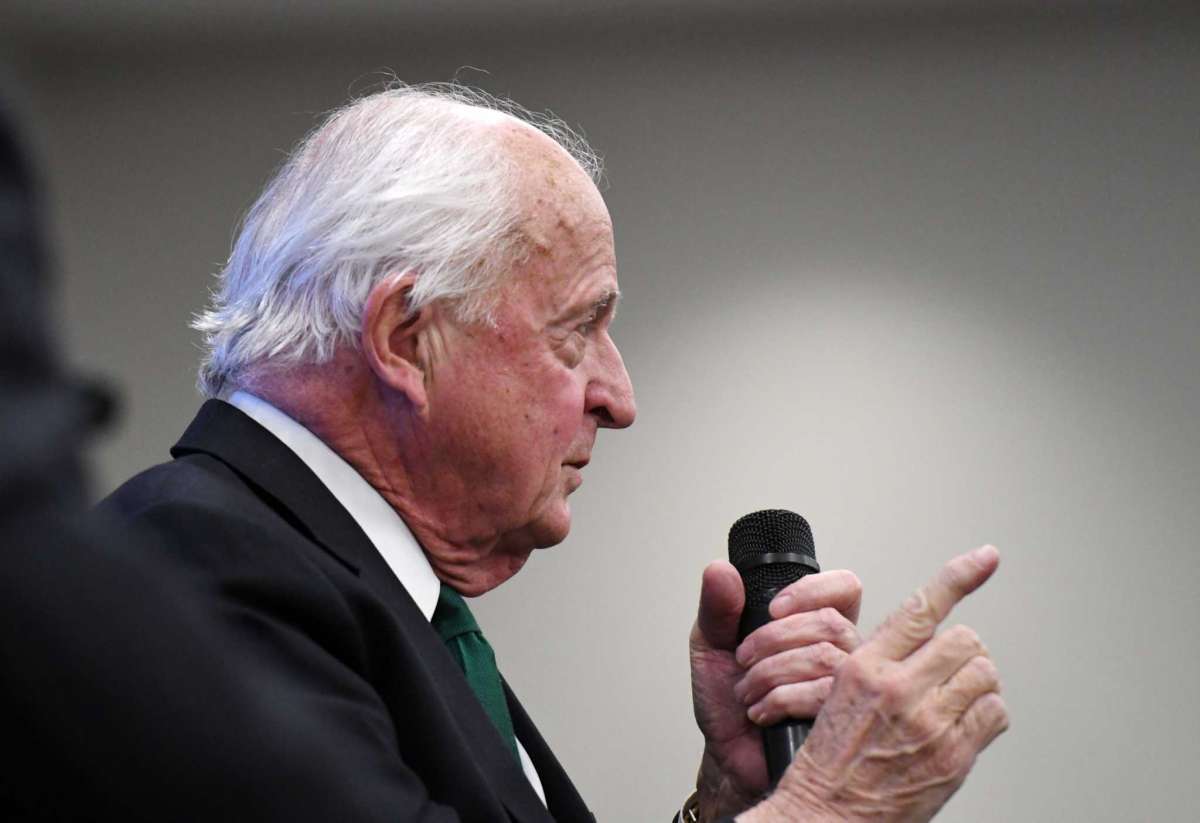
left=763, top=719, right=812, bottom=788
left=738, top=600, right=813, bottom=787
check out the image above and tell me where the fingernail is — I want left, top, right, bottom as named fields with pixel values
left=974, top=544, right=998, bottom=562
left=771, top=592, right=793, bottom=614
left=735, top=643, right=751, bottom=667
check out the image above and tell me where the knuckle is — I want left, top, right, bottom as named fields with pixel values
left=815, top=641, right=844, bottom=671
left=945, top=623, right=981, bottom=650
left=982, top=692, right=1009, bottom=727
left=876, top=672, right=907, bottom=709
left=749, top=659, right=778, bottom=692
left=891, top=615, right=934, bottom=648
left=836, top=652, right=869, bottom=687
left=909, top=704, right=943, bottom=742
left=769, top=655, right=796, bottom=688
left=902, top=589, right=932, bottom=620
left=938, top=741, right=975, bottom=780
left=780, top=612, right=809, bottom=640
left=819, top=607, right=849, bottom=636
left=972, top=654, right=999, bottom=684
left=895, top=595, right=938, bottom=640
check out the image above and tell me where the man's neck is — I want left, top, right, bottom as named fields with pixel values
left=237, top=354, right=521, bottom=596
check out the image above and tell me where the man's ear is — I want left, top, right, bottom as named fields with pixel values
left=361, top=272, right=432, bottom=410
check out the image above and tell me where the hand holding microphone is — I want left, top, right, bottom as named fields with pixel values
left=689, top=511, right=863, bottom=818
left=690, top=511, right=1007, bottom=823
left=726, top=510, right=860, bottom=784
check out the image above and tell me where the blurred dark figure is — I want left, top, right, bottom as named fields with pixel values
left=0, top=102, right=94, bottom=518
left=0, top=99, right=419, bottom=822
left=0, top=95, right=190, bottom=819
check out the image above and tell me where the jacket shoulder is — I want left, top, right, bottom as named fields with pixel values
left=97, top=452, right=374, bottom=666
left=97, top=452, right=351, bottom=585
left=101, top=452, right=308, bottom=546
left=102, top=451, right=260, bottom=519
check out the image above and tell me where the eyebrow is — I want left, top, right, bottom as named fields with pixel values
left=554, top=286, right=621, bottom=329
left=583, top=288, right=621, bottom=321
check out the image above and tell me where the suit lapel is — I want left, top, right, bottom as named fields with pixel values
left=172, top=400, right=554, bottom=823
left=172, top=399, right=370, bottom=575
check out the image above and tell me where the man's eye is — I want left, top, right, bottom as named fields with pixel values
left=576, top=315, right=598, bottom=337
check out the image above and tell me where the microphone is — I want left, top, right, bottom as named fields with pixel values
left=728, top=509, right=821, bottom=786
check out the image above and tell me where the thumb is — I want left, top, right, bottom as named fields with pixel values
left=693, top=560, right=745, bottom=653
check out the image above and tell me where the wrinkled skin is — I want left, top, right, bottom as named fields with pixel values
left=739, top=546, right=1009, bottom=823
left=250, top=119, right=636, bottom=597
left=690, top=563, right=863, bottom=820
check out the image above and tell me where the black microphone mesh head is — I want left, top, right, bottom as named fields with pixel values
left=728, top=509, right=817, bottom=608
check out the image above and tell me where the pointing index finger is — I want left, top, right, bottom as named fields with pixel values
left=866, top=545, right=1000, bottom=661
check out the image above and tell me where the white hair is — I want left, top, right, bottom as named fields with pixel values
left=193, top=81, right=602, bottom=397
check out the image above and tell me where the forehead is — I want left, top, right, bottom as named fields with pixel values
left=493, top=122, right=617, bottom=310
left=507, top=211, right=617, bottom=324
left=491, top=121, right=608, bottom=227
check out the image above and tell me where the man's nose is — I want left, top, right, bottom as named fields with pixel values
left=587, top=335, right=636, bottom=429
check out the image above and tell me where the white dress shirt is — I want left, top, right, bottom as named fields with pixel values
left=229, top=391, right=546, bottom=805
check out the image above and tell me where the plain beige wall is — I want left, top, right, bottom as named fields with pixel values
left=4, top=5, right=1198, bottom=820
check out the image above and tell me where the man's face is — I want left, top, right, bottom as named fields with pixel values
left=417, top=135, right=636, bottom=592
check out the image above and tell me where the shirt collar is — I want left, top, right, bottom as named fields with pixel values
left=228, top=390, right=441, bottom=621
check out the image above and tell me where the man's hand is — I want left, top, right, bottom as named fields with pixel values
left=741, top=546, right=1009, bottom=823
left=690, top=561, right=862, bottom=821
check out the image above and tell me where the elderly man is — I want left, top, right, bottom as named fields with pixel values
left=94, top=85, right=1006, bottom=822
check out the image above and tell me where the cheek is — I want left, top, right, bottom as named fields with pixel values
left=544, top=383, right=587, bottom=444
left=521, top=386, right=586, bottom=483
left=439, top=345, right=584, bottom=476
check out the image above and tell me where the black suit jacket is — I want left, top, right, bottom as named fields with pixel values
left=94, top=399, right=595, bottom=822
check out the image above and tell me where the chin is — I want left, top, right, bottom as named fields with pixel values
left=453, top=504, right=572, bottom=595
left=450, top=548, right=534, bottom=596
left=529, top=501, right=573, bottom=549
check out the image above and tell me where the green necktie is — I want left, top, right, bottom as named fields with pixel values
left=431, top=583, right=520, bottom=762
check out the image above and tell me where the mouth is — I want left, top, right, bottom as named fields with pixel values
left=564, top=456, right=590, bottom=470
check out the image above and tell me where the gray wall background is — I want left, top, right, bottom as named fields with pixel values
left=3, top=2, right=1197, bottom=820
